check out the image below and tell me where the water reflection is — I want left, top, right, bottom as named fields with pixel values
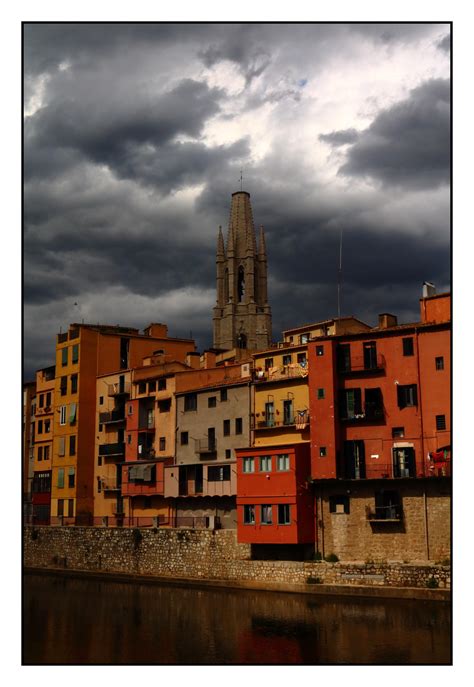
left=23, top=573, right=451, bottom=665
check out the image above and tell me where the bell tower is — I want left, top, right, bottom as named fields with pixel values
left=213, top=191, right=272, bottom=351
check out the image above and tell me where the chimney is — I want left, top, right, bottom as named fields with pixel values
left=143, top=323, right=168, bottom=338
left=378, top=313, right=398, bottom=329
left=200, top=351, right=217, bottom=370
left=422, top=282, right=436, bottom=299
left=186, top=352, right=200, bottom=370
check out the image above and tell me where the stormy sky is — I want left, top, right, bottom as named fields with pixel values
left=23, top=23, right=451, bottom=379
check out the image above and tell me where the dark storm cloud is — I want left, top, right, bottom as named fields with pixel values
left=437, top=34, right=451, bottom=53
left=338, top=79, right=450, bottom=189
left=348, top=23, right=449, bottom=44
left=319, top=128, right=359, bottom=146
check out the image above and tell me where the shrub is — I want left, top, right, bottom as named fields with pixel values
left=324, top=553, right=339, bottom=563
left=426, top=576, right=439, bottom=589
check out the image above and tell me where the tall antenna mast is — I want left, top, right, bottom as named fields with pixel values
left=239, top=169, right=243, bottom=192
left=337, top=228, right=343, bottom=319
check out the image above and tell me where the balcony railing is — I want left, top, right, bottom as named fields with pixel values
left=255, top=411, right=310, bottom=430
left=336, top=461, right=451, bottom=479
left=366, top=504, right=403, bottom=522
left=339, top=406, right=385, bottom=423
left=99, top=477, right=121, bottom=492
left=35, top=406, right=52, bottom=416
left=99, top=409, right=126, bottom=424
left=107, top=382, right=131, bottom=397
left=99, top=442, right=125, bottom=456
left=195, top=439, right=217, bottom=454
left=338, top=354, right=385, bottom=375
left=254, top=363, right=308, bottom=383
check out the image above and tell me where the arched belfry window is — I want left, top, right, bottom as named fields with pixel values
left=238, top=265, right=245, bottom=302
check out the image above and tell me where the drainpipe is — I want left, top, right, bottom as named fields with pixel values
left=414, top=328, right=425, bottom=475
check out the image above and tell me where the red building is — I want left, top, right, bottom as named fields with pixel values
left=308, top=292, right=451, bottom=483
left=236, top=443, right=314, bottom=555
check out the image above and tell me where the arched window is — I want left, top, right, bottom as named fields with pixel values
left=238, top=266, right=245, bottom=302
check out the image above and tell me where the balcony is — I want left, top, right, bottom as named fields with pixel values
left=195, top=439, right=217, bottom=456
left=35, top=406, right=52, bottom=416
left=99, top=442, right=125, bottom=457
left=339, top=406, right=384, bottom=423
left=338, top=354, right=385, bottom=376
left=255, top=411, right=310, bottom=430
left=100, top=477, right=121, bottom=492
left=254, top=363, right=308, bottom=384
left=99, top=409, right=125, bottom=424
left=107, top=382, right=131, bottom=397
left=138, top=415, right=155, bottom=430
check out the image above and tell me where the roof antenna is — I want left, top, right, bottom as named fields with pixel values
left=337, top=228, right=343, bottom=319
left=239, top=169, right=243, bottom=192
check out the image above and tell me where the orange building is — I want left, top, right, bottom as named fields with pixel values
left=31, top=365, right=55, bottom=524
left=51, top=322, right=196, bottom=524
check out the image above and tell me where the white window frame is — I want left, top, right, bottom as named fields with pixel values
left=242, top=457, right=255, bottom=473
left=59, top=405, right=67, bottom=425
left=277, top=454, right=290, bottom=471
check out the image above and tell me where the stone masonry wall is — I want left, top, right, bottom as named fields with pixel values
left=24, top=526, right=450, bottom=589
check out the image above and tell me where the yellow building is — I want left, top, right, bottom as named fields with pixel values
left=31, top=365, right=55, bottom=523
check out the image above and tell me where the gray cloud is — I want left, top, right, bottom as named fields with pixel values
left=319, top=128, right=360, bottom=146
left=339, top=79, right=450, bottom=189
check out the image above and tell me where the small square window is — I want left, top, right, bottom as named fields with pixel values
left=264, top=358, right=274, bottom=370
left=158, top=378, right=167, bottom=391
left=223, top=419, right=230, bottom=436
left=148, top=381, right=156, bottom=393
left=297, top=353, right=307, bottom=366
left=435, top=356, right=444, bottom=370
left=436, top=414, right=446, bottom=431
left=127, top=434, right=132, bottom=444
left=243, top=505, right=255, bottom=524
left=329, top=495, right=350, bottom=514
left=138, top=382, right=146, bottom=394
left=282, top=354, right=292, bottom=366
left=127, top=404, right=133, bottom=415
left=180, top=432, right=189, bottom=445
left=159, top=437, right=166, bottom=451
left=260, top=504, right=273, bottom=525
left=235, top=418, right=243, bottom=435
left=242, top=457, right=255, bottom=473
left=402, top=337, right=414, bottom=356
left=317, top=388, right=325, bottom=400
left=225, top=449, right=231, bottom=459
left=319, top=447, right=327, bottom=457
left=158, top=399, right=171, bottom=413
left=208, top=396, right=217, bottom=408
left=392, top=427, right=405, bottom=438
left=99, top=396, right=104, bottom=406
left=259, top=455, right=271, bottom=472
left=316, top=345, right=324, bottom=356
left=278, top=504, right=290, bottom=525
left=277, top=454, right=289, bottom=471
left=184, top=393, right=197, bottom=411
left=220, top=388, right=228, bottom=402
left=98, top=456, right=102, bottom=466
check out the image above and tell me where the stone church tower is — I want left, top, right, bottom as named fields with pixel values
left=213, top=191, right=272, bottom=351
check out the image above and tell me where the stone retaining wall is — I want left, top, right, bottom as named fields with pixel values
left=23, top=526, right=450, bottom=590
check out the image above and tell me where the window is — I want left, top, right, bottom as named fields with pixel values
left=319, top=447, right=327, bottom=457
left=207, top=428, right=216, bottom=450
left=223, top=419, right=230, bottom=436
left=317, top=388, right=325, bottom=400
left=363, top=341, right=377, bottom=370
left=436, top=415, right=446, bottom=430
left=208, top=396, right=217, bottom=408
left=264, top=401, right=274, bottom=427
left=243, top=505, right=255, bottom=525
left=58, top=437, right=65, bottom=457
left=57, top=499, right=64, bottom=517
left=98, top=456, right=102, bottom=467
left=138, top=382, right=146, bottom=394
left=259, top=455, right=271, bottom=472
left=59, top=405, right=67, bottom=425
left=148, top=381, right=156, bottom=393
left=39, top=394, right=44, bottom=408
left=282, top=354, right=292, bottom=366
left=397, top=384, right=418, bottom=408
left=159, top=437, right=166, bottom=451
left=225, top=449, right=231, bottom=459
left=329, top=495, right=350, bottom=514
left=158, top=378, right=167, bottom=391
left=67, top=499, right=74, bottom=517
left=435, top=356, right=444, bottom=370
left=300, top=333, right=309, bottom=344
left=277, top=454, right=290, bottom=471
left=220, top=388, right=228, bottom=402
left=98, top=424, right=103, bottom=432
left=180, top=432, right=189, bottom=446
left=69, top=403, right=77, bottom=425
left=374, top=490, right=401, bottom=520
left=46, top=391, right=51, bottom=407
left=60, top=376, right=67, bottom=396
left=208, top=465, right=231, bottom=481
left=297, top=352, right=307, bottom=367
left=44, top=445, right=50, bottom=461
left=242, top=457, right=255, bottom=473
left=392, top=427, right=405, bottom=438
left=316, top=345, right=324, bottom=356
left=38, top=420, right=43, bottom=434
left=44, top=419, right=50, bottom=433
left=393, top=447, right=415, bottom=478
left=68, top=468, right=75, bottom=488
left=235, top=418, right=243, bottom=435
left=184, top=393, right=197, bottom=411
left=264, top=358, right=273, bottom=370
left=283, top=399, right=293, bottom=425
left=69, top=435, right=76, bottom=456
left=158, top=399, right=171, bottom=413
left=72, top=344, right=79, bottom=364
left=70, top=374, right=78, bottom=394
left=337, top=344, right=351, bottom=372
left=278, top=504, right=291, bottom=525
left=402, top=337, right=414, bottom=356
left=127, top=434, right=132, bottom=444
left=37, top=446, right=43, bottom=461
left=61, top=347, right=68, bottom=367
left=340, top=388, right=362, bottom=419
left=120, top=338, right=129, bottom=370
left=99, top=396, right=104, bottom=406
left=57, top=468, right=64, bottom=489
left=260, top=505, right=273, bottom=525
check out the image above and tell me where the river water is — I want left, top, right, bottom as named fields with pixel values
left=23, top=573, right=451, bottom=665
